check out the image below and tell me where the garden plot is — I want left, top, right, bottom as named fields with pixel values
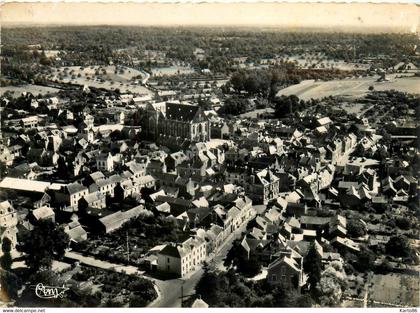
left=368, top=273, right=419, bottom=307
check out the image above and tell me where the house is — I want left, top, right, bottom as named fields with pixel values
left=55, top=182, right=89, bottom=209
left=64, top=220, right=88, bottom=243
left=299, top=216, right=330, bottom=231
left=133, top=175, right=156, bottom=190
left=96, top=152, right=114, bottom=172
left=0, top=201, right=18, bottom=251
left=211, top=121, right=230, bottom=139
left=78, top=192, right=107, bottom=211
left=244, top=168, right=280, bottom=204
left=20, top=116, right=39, bottom=129
left=97, top=205, right=147, bottom=233
left=331, top=236, right=360, bottom=253
left=316, top=117, right=332, bottom=128
left=0, top=145, right=14, bottom=166
left=267, top=255, right=304, bottom=290
left=165, top=151, right=189, bottom=172
left=157, top=236, right=207, bottom=277
left=30, top=205, right=55, bottom=223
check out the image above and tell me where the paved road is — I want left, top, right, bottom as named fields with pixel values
left=149, top=268, right=204, bottom=308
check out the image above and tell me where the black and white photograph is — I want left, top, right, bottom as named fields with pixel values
left=0, top=1, right=419, bottom=309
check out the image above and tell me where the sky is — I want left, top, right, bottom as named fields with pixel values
left=1, top=2, right=419, bottom=32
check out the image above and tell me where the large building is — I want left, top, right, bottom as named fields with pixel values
left=144, top=102, right=210, bottom=146
left=157, top=236, right=207, bottom=277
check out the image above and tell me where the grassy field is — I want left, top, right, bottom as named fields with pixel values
left=0, top=84, right=61, bottom=97
left=368, top=273, right=419, bottom=307
left=50, top=65, right=153, bottom=95
left=277, top=75, right=420, bottom=100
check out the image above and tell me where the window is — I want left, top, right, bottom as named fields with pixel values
left=167, top=258, right=170, bottom=263
left=272, top=274, right=277, bottom=281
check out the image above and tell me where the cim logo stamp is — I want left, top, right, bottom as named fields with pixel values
left=35, top=283, right=69, bottom=299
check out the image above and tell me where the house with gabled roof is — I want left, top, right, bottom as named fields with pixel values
left=30, top=205, right=55, bottom=224
left=157, top=236, right=207, bottom=277
left=267, top=255, right=304, bottom=290
left=55, top=182, right=89, bottom=209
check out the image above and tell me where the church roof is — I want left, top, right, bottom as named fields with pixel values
left=165, top=102, right=202, bottom=122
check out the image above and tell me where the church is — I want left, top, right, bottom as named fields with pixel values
left=144, top=101, right=210, bottom=147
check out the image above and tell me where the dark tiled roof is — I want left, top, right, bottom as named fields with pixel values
left=67, top=182, right=87, bottom=194
left=165, top=103, right=200, bottom=122
left=159, top=244, right=181, bottom=258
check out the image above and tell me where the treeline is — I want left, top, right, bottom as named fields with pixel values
left=3, top=27, right=418, bottom=61
left=226, top=65, right=365, bottom=97
left=2, top=27, right=419, bottom=82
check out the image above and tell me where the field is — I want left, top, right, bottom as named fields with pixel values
left=50, top=65, right=153, bottom=95
left=368, top=273, right=419, bottom=307
left=277, top=75, right=420, bottom=100
left=0, top=84, right=61, bottom=97
left=287, top=54, right=370, bottom=71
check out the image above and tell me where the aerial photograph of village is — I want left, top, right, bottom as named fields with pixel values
left=0, top=2, right=419, bottom=309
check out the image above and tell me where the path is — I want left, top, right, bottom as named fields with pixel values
left=65, top=251, right=143, bottom=275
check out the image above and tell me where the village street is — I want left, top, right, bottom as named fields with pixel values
left=63, top=206, right=260, bottom=308
left=149, top=206, right=260, bottom=307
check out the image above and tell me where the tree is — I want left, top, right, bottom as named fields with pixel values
left=303, top=242, right=323, bottom=292
left=219, top=96, right=249, bottom=116
left=273, top=95, right=301, bottom=118
left=347, top=219, right=367, bottom=238
left=354, top=246, right=376, bottom=272
left=0, top=270, right=19, bottom=302
left=1, top=237, right=12, bottom=271
left=386, top=235, right=413, bottom=258
left=195, top=267, right=220, bottom=304
left=1, top=237, right=12, bottom=253
left=19, top=220, right=70, bottom=272
left=395, top=216, right=411, bottom=230
left=316, top=261, right=347, bottom=307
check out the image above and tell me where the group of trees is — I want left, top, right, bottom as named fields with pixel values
left=0, top=237, right=20, bottom=302
left=316, top=261, right=348, bottom=307
left=386, top=235, right=416, bottom=262
left=1, top=221, right=69, bottom=304
left=218, top=96, right=251, bottom=116
left=224, top=240, right=261, bottom=277
left=195, top=266, right=312, bottom=307
left=18, top=220, right=70, bottom=273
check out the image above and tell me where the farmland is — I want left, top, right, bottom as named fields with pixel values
left=368, top=274, right=419, bottom=307
left=276, top=75, right=420, bottom=100
left=50, top=65, right=153, bottom=94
